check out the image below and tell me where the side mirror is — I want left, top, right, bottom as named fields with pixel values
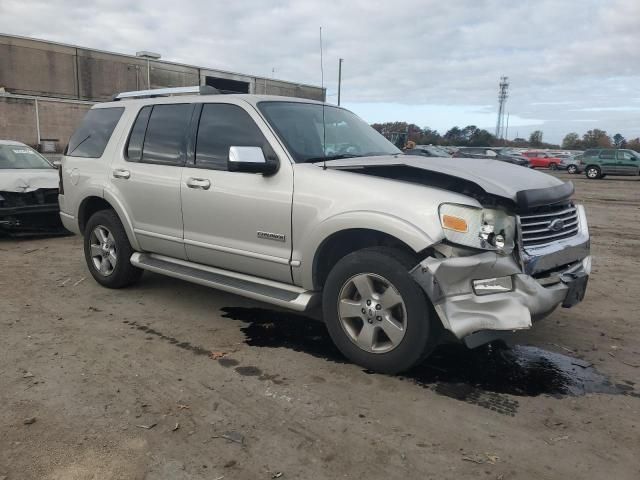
left=52, top=159, right=62, bottom=169
left=228, top=146, right=278, bottom=175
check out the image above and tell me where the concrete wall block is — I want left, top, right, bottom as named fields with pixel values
left=0, top=97, right=38, bottom=146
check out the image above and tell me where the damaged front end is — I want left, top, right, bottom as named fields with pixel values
left=0, top=188, right=65, bottom=236
left=412, top=201, right=590, bottom=349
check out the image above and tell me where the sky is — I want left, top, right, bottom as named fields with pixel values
left=1, top=0, right=639, bottom=143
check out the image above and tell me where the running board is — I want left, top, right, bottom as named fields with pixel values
left=130, top=252, right=318, bottom=311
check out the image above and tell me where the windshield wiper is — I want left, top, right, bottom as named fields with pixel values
left=303, top=154, right=362, bottom=163
left=67, top=134, right=92, bottom=156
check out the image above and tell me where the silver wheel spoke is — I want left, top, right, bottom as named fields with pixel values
left=352, top=275, right=375, bottom=299
left=95, top=228, right=107, bottom=244
left=339, top=299, right=363, bottom=319
left=380, top=316, right=404, bottom=346
left=100, top=258, right=110, bottom=274
left=355, top=324, right=376, bottom=350
left=379, top=285, right=402, bottom=310
left=90, top=244, right=102, bottom=257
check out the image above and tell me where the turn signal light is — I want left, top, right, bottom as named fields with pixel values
left=442, top=214, right=468, bottom=233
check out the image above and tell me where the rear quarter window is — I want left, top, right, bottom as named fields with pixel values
left=67, top=107, right=124, bottom=158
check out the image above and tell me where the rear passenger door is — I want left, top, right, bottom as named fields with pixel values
left=598, top=150, right=617, bottom=174
left=180, top=101, right=294, bottom=284
left=107, top=102, right=196, bottom=259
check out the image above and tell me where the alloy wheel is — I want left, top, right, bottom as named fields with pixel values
left=337, top=273, right=407, bottom=354
left=89, top=225, right=117, bottom=276
left=587, top=168, right=599, bottom=179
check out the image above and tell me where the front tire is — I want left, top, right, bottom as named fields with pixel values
left=84, top=209, right=142, bottom=288
left=549, top=163, right=558, bottom=170
left=322, top=247, right=439, bottom=374
left=586, top=166, right=601, bottom=179
left=567, top=165, right=577, bottom=174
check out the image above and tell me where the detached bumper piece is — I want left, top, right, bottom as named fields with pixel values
left=0, top=189, right=66, bottom=236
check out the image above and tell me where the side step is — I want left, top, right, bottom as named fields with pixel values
left=130, top=252, right=318, bottom=311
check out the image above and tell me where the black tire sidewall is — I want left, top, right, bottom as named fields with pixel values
left=322, top=248, right=435, bottom=374
left=84, top=210, right=140, bottom=288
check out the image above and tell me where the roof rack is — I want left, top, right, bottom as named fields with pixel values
left=113, top=85, right=220, bottom=101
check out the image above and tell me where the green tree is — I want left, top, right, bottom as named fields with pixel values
left=443, top=126, right=464, bottom=145
left=529, top=130, right=543, bottom=147
left=562, top=132, right=581, bottom=150
left=613, top=133, right=626, bottom=148
left=627, top=137, right=640, bottom=152
left=582, top=129, right=611, bottom=149
left=418, top=127, right=442, bottom=145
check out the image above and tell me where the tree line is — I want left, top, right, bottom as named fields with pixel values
left=371, top=121, right=640, bottom=151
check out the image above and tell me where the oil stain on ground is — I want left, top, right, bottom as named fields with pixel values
left=220, top=306, right=636, bottom=416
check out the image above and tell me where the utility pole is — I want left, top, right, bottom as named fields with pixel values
left=337, top=58, right=343, bottom=106
left=495, top=76, right=509, bottom=139
left=505, top=112, right=510, bottom=145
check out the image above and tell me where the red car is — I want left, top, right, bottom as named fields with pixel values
left=522, top=151, right=562, bottom=169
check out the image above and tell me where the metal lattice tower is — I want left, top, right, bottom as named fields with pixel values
left=495, top=76, right=509, bottom=139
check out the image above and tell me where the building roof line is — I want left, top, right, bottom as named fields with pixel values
left=0, top=33, right=325, bottom=91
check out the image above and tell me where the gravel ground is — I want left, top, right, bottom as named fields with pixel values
left=1, top=172, right=639, bottom=479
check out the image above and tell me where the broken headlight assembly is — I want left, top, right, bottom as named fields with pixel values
left=438, top=203, right=516, bottom=254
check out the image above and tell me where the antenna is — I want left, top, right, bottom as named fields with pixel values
left=320, top=26, right=327, bottom=170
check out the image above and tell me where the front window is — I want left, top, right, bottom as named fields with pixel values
left=257, top=102, right=400, bottom=163
left=0, top=144, right=54, bottom=169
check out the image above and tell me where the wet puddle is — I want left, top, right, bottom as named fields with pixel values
left=221, top=306, right=637, bottom=415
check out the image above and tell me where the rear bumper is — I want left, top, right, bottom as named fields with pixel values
left=411, top=205, right=590, bottom=346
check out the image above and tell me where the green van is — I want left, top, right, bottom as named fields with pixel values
left=582, top=148, right=640, bottom=179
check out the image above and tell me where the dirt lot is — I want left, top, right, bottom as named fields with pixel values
left=1, top=172, right=639, bottom=480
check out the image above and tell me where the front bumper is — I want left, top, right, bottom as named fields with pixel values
left=0, top=203, right=65, bottom=234
left=411, top=204, right=590, bottom=346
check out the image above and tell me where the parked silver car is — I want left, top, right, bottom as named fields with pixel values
left=59, top=87, right=591, bottom=373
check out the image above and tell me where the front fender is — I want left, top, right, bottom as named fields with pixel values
left=295, top=210, right=443, bottom=289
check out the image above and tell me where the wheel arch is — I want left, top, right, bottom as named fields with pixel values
left=78, top=193, right=141, bottom=251
left=301, top=213, right=441, bottom=290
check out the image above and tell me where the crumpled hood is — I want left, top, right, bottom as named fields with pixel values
left=0, top=169, right=59, bottom=193
left=322, top=155, right=573, bottom=208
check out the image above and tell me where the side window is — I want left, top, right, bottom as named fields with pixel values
left=195, top=103, right=273, bottom=170
left=599, top=150, right=615, bottom=160
left=617, top=151, right=634, bottom=160
left=141, top=104, right=193, bottom=166
left=583, top=149, right=599, bottom=158
left=67, top=107, right=124, bottom=158
left=126, top=106, right=152, bottom=162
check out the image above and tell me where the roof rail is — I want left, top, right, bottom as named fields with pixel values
left=113, top=85, right=220, bottom=101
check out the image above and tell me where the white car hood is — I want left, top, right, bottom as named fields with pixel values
left=322, top=155, right=573, bottom=208
left=0, top=169, right=59, bottom=193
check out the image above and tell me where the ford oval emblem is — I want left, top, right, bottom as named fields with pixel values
left=549, top=219, right=565, bottom=232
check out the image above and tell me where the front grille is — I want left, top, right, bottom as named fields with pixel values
left=519, top=202, right=580, bottom=247
left=0, top=188, right=59, bottom=208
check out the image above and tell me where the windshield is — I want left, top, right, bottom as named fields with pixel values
left=258, top=102, right=401, bottom=163
left=0, top=144, right=54, bottom=170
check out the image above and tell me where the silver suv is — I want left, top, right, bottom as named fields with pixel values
left=59, top=87, right=591, bottom=374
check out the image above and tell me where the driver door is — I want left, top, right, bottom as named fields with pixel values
left=180, top=101, right=294, bottom=284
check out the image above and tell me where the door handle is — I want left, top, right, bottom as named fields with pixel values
left=112, top=169, right=131, bottom=179
left=186, top=177, right=211, bottom=190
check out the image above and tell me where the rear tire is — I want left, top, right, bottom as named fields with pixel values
left=84, top=209, right=142, bottom=288
left=549, top=163, right=558, bottom=170
left=567, top=165, right=577, bottom=174
left=586, top=166, right=601, bottom=179
left=322, top=247, right=439, bottom=374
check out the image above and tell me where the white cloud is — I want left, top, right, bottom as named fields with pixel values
left=1, top=0, right=639, bottom=142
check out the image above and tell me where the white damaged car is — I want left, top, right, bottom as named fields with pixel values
left=0, top=140, right=64, bottom=235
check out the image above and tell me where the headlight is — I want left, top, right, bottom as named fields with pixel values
left=439, top=203, right=516, bottom=253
